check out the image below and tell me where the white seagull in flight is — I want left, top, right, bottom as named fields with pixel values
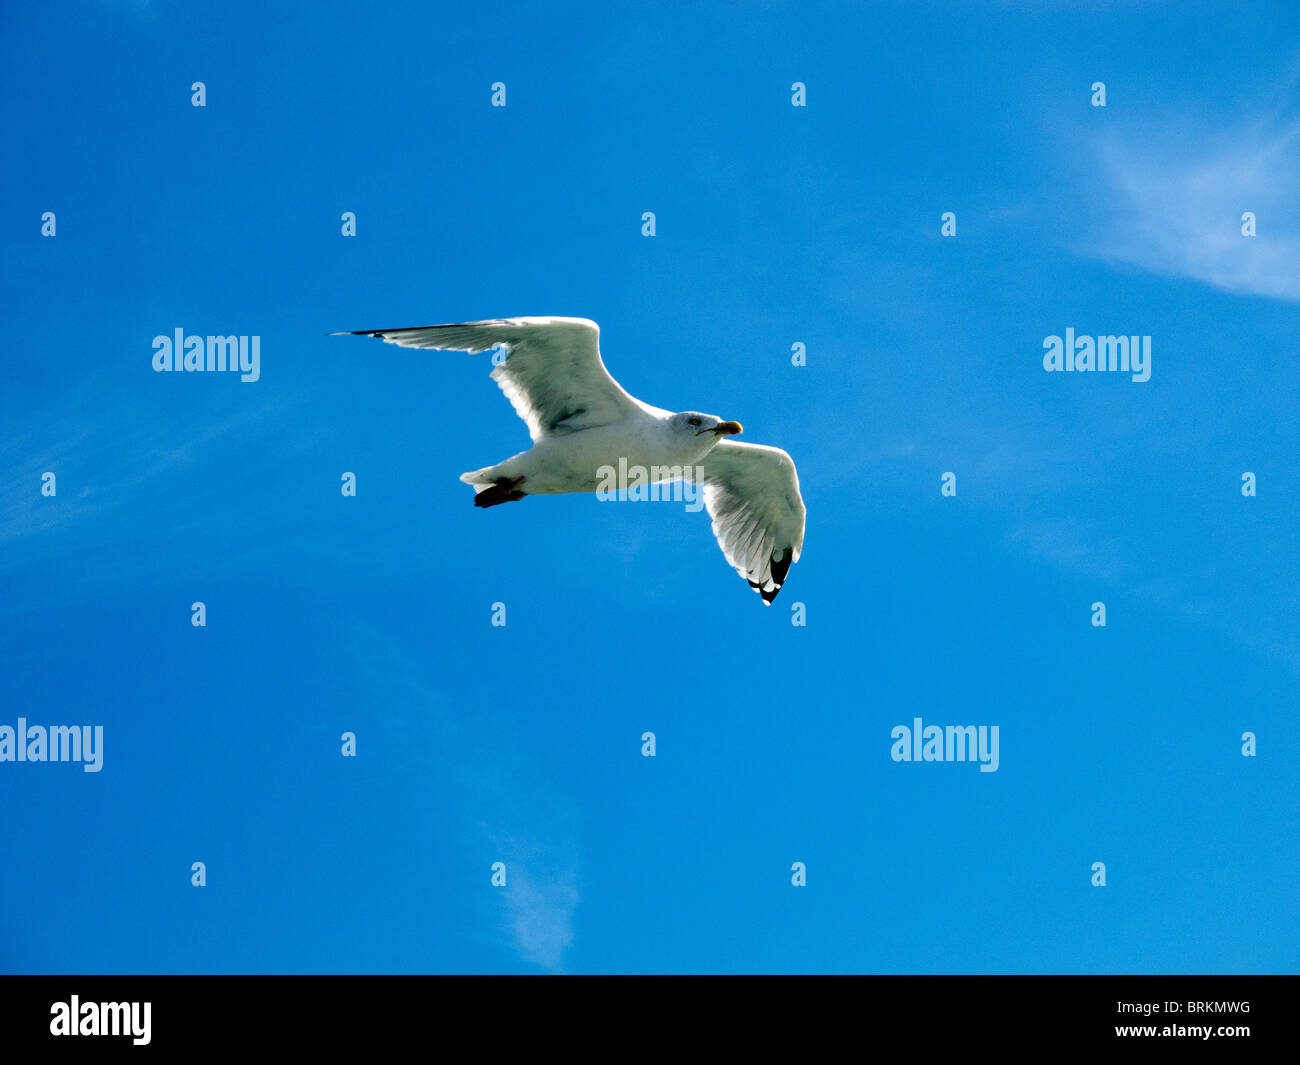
left=333, top=317, right=806, bottom=603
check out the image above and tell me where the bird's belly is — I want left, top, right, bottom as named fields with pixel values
left=522, top=427, right=697, bottom=494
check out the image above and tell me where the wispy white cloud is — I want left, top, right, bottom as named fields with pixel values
left=482, top=831, right=579, bottom=972
left=1080, top=113, right=1300, bottom=302
left=348, top=624, right=582, bottom=972
left=1005, top=517, right=1127, bottom=584
left=0, top=379, right=327, bottom=605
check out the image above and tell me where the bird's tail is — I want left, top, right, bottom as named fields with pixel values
left=463, top=474, right=527, bottom=508
left=459, top=468, right=495, bottom=489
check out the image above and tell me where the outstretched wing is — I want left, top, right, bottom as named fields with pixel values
left=333, top=317, right=645, bottom=442
left=699, top=439, right=806, bottom=605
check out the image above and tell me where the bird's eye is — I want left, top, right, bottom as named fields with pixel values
left=688, top=417, right=702, bottom=427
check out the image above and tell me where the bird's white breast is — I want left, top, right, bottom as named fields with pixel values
left=510, top=414, right=710, bottom=494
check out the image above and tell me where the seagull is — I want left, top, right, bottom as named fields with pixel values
left=332, top=317, right=806, bottom=604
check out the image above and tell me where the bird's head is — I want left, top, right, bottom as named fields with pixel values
left=671, top=411, right=743, bottom=453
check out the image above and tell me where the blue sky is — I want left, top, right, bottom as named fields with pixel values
left=1, top=0, right=1297, bottom=973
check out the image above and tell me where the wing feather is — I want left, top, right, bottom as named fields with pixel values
left=332, top=316, right=644, bottom=442
left=700, top=439, right=806, bottom=604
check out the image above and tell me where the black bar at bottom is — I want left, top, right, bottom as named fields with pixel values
left=0, top=975, right=1286, bottom=1052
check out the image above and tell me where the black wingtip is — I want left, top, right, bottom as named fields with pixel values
left=770, top=550, right=793, bottom=588
left=751, top=549, right=794, bottom=605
